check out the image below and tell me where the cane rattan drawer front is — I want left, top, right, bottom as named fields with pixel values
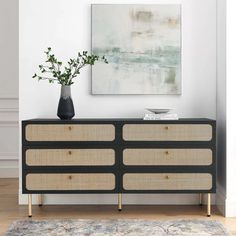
left=26, top=173, right=115, bottom=190
left=123, top=124, right=212, bottom=141
left=25, top=124, right=115, bottom=141
left=26, top=149, right=115, bottom=166
left=123, top=149, right=212, bottom=166
left=123, top=173, right=212, bottom=190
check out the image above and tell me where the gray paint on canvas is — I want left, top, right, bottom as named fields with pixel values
left=92, top=4, right=181, bottom=95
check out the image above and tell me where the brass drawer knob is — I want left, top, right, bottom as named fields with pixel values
left=165, top=151, right=169, bottom=155
left=164, top=126, right=169, bottom=130
left=165, top=175, right=169, bottom=180
left=68, top=151, right=72, bottom=155
left=68, top=175, right=73, bottom=180
left=68, top=126, right=72, bottom=131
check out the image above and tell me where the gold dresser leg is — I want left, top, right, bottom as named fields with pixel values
left=28, top=194, right=32, bottom=217
left=38, top=194, right=43, bottom=207
left=118, top=193, right=122, bottom=211
left=199, top=193, right=202, bottom=206
left=207, top=193, right=211, bottom=217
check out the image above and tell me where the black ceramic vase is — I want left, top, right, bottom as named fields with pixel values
left=57, top=85, right=75, bottom=120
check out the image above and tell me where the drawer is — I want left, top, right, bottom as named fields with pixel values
left=123, top=149, right=212, bottom=166
left=123, top=173, right=212, bottom=190
left=26, top=149, right=115, bottom=166
left=123, top=124, right=212, bottom=141
left=26, top=173, right=115, bottom=190
left=25, top=124, right=115, bottom=141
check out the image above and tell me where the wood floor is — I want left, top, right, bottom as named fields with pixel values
left=0, top=179, right=236, bottom=236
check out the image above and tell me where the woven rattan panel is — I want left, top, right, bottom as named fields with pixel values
left=26, top=124, right=115, bottom=141
left=123, top=149, right=212, bottom=166
left=123, top=124, right=212, bottom=141
left=26, top=173, right=115, bottom=190
left=123, top=173, right=212, bottom=190
left=26, top=149, right=115, bottom=166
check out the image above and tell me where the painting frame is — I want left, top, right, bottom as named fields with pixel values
left=91, top=4, right=182, bottom=95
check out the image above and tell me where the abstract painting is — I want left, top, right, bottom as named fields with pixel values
left=92, top=4, right=181, bottom=94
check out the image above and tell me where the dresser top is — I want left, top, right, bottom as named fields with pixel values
left=22, top=118, right=215, bottom=123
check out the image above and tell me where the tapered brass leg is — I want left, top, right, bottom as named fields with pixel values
left=199, top=193, right=202, bottom=206
left=207, top=193, right=211, bottom=217
left=28, top=194, right=32, bottom=217
left=38, top=194, right=43, bottom=207
left=118, top=193, right=122, bottom=211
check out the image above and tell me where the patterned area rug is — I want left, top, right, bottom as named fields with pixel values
left=4, top=219, right=230, bottom=236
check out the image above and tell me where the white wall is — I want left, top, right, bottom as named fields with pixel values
left=19, top=0, right=217, bottom=205
left=0, top=0, right=19, bottom=177
left=225, top=0, right=236, bottom=217
left=214, top=0, right=236, bottom=218
left=216, top=0, right=226, bottom=216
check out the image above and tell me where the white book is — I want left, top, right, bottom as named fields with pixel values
left=143, top=113, right=179, bottom=120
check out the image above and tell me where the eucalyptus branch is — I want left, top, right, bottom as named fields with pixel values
left=33, top=47, right=108, bottom=85
left=33, top=75, right=58, bottom=83
left=39, top=77, right=58, bottom=81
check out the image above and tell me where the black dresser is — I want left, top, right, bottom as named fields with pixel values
left=22, top=118, right=216, bottom=217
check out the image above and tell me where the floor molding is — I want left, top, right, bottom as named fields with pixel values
left=0, top=166, right=18, bottom=178
left=215, top=183, right=236, bottom=217
left=216, top=183, right=226, bottom=216
left=225, top=199, right=236, bottom=217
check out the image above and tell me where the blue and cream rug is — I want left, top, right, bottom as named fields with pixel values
left=4, top=219, right=230, bottom=236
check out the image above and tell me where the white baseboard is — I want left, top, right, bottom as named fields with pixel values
left=216, top=183, right=226, bottom=216
left=225, top=200, right=236, bottom=217
left=215, top=183, right=236, bottom=217
left=0, top=154, right=18, bottom=178
left=19, top=190, right=216, bottom=205
left=0, top=166, right=18, bottom=178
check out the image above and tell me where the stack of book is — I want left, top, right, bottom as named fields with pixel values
left=143, top=110, right=179, bottom=120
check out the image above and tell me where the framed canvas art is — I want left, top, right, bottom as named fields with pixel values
left=92, top=4, right=181, bottom=94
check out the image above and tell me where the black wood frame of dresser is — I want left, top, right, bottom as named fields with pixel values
left=22, top=119, right=216, bottom=194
